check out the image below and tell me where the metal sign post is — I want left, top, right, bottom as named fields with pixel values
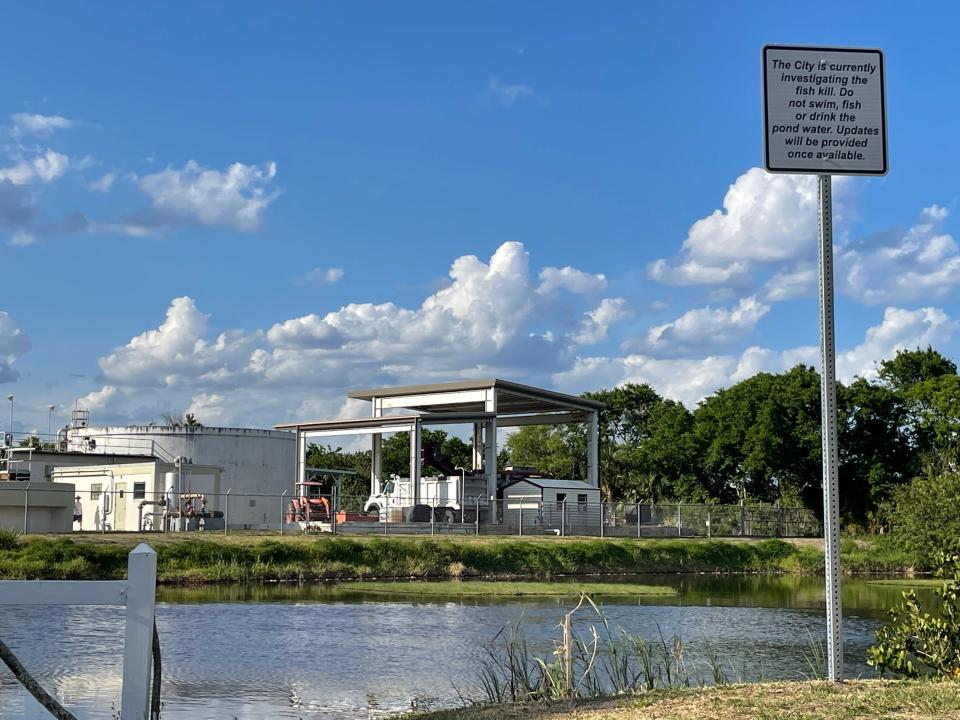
left=817, top=173, right=843, bottom=680
left=763, top=44, right=887, bottom=682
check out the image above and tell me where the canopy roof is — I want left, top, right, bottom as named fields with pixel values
left=347, top=378, right=602, bottom=415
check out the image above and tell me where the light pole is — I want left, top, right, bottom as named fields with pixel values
left=48, top=405, right=55, bottom=443
left=6, top=395, right=13, bottom=443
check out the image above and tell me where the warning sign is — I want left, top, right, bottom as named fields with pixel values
left=763, top=45, right=887, bottom=175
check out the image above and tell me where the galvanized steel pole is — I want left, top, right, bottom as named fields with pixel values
left=818, top=174, right=843, bottom=681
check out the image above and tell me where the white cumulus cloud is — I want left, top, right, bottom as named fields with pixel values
left=0, top=311, right=31, bottom=383
left=643, top=296, right=770, bottom=356
left=0, top=149, right=70, bottom=185
left=537, top=266, right=607, bottom=295
left=839, top=205, right=960, bottom=305
left=293, top=267, right=345, bottom=286
left=11, top=113, right=73, bottom=136
left=119, top=160, right=280, bottom=233
left=488, top=77, right=536, bottom=107
left=649, top=168, right=851, bottom=287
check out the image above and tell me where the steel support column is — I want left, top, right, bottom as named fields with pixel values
left=410, top=418, right=422, bottom=506
left=586, top=410, right=599, bottom=488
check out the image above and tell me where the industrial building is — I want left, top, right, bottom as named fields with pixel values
left=1, top=447, right=155, bottom=483
left=53, top=461, right=223, bottom=532
left=64, top=419, right=294, bottom=501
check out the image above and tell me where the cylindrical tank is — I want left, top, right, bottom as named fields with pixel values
left=66, top=424, right=295, bottom=498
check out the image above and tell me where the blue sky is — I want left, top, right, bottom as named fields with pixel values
left=2, top=1, right=959, bottom=433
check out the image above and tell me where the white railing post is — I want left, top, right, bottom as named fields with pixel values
left=637, top=503, right=641, bottom=539
left=518, top=499, right=523, bottom=537
left=600, top=501, right=604, bottom=538
left=280, top=489, right=287, bottom=536
left=121, top=543, right=157, bottom=720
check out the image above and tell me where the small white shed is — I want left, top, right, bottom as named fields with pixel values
left=503, top=478, right=602, bottom=532
left=53, top=461, right=222, bottom=532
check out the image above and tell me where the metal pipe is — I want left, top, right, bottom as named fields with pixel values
left=455, top=466, right=466, bottom=524
left=224, top=489, right=231, bottom=535
left=22, top=483, right=29, bottom=534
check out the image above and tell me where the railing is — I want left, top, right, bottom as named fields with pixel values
left=0, top=544, right=157, bottom=720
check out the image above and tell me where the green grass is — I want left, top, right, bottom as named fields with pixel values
left=0, top=533, right=922, bottom=584
left=404, top=680, right=960, bottom=720
left=334, top=580, right=677, bottom=596
left=866, top=578, right=943, bottom=587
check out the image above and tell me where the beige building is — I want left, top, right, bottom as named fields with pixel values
left=53, top=461, right=222, bottom=532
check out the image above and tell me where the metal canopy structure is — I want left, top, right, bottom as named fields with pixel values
left=276, top=379, right=602, bottom=521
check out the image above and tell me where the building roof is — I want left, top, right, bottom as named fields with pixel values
left=6, top=448, right=155, bottom=461
left=347, top=378, right=603, bottom=414
left=503, top=478, right=601, bottom=491
left=274, top=412, right=497, bottom=433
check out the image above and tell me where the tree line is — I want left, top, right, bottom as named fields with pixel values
left=507, top=346, right=959, bottom=529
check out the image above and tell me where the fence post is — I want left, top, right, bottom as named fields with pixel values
left=383, top=495, right=388, bottom=535
left=121, top=543, right=157, bottom=720
left=475, top=496, right=479, bottom=536
left=561, top=500, right=566, bottom=537
left=330, top=487, right=337, bottom=535
left=430, top=497, right=435, bottom=537
left=707, top=508, right=712, bottom=539
left=23, top=483, right=29, bottom=534
left=280, top=489, right=287, bottom=536
left=637, top=502, right=641, bottom=539
left=224, top=489, right=231, bottom=536
left=677, top=503, right=682, bottom=537
left=518, top=499, right=523, bottom=537
left=600, top=500, right=604, bottom=538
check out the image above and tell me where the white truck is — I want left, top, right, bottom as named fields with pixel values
left=363, top=472, right=490, bottom=523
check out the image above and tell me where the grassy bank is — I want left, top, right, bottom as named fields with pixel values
left=334, top=580, right=676, bottom=596
left=0, top=530, right=919, bottom=583
left=404, top=680, right=960, bottom=720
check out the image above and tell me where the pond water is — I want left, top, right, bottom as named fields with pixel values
left=0, top=575, right=934, bottom=719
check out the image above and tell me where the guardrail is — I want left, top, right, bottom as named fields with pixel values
left=0, top=544, right=157, bottom=719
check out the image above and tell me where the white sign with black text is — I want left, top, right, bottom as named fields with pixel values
left=763, top=45, right=887, bottom=175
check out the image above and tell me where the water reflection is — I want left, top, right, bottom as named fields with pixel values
left=0, top=575, right=937, bottom=719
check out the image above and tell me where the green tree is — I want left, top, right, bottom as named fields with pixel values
left=693, top=366, right=822, bottom=508
left=878, top=346, right=957, bottom=392
left=879, top=347, right=960, bottom=463
left=838, top=378, right=916, bottom=526
left=505, top=425, right=580, bottom=481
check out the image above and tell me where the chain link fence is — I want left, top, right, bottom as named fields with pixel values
left=2, top=484, right=821, bottom=538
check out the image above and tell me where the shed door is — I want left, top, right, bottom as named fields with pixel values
left=115, top=482, right=127, bottom=530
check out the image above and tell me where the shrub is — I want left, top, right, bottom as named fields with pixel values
left=0, top=529, right=22, bottom=551
left=868, top=549, right=960, bottom=678
left=887, top=469, right=960, bottom=567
